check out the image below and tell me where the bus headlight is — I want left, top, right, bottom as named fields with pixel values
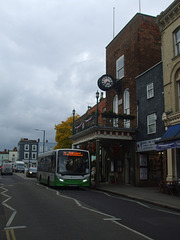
left=83, top=178, right=88, bottom=183
left=59, top=178, right=64, bottom=182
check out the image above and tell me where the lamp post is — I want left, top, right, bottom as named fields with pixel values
left=95, top=91, right=100, bottom=187
left=72, top=109, right=75, bottom=135
left=34, top=129, right=45, bottom=153
left=96, top=91, right=99, bottom=126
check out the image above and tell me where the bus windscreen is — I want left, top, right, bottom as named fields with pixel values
left=58, top=150, right=89, bottom=176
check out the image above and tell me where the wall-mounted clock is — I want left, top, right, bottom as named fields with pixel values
left=98, top=74, right=115, bottom=91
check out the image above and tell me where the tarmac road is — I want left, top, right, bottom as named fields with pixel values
left=0, top=173, right=180, bottom=240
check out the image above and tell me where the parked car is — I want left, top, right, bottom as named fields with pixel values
left=26, top=167, right=37, bottom=177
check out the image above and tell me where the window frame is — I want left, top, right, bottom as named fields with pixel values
left=24, top=152, right=29, bottom=160
left=32, top=152, right=37, bottom=160
left=116, top=55, right=124, bottom=80
left=174, top=28, right=180, bottom=57
left=123, top=89, right=130, bottom=128
left=24, top=144, right=29, bottom=151
left=178, top=81, right=180, bottom=111
left=147, top=82, right=154, bottom=99
left=113, top=95, right=118, bottom=127
left=147, top=113, right=157, bottom=134
left=32, top=145, right=37, bottom=151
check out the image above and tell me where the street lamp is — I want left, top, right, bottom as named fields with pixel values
left=95, top=91, right=100, bottom=187
left=34, top=129, right=45, bottom=153
left=96, top=91, right=99, bottom=126
left=72, top=109, right=75, bottom=135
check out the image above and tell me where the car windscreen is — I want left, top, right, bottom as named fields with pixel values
left=29, top=168, right=37, bottom=172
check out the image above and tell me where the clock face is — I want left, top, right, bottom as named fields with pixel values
left=98, top=75, right=115, bottom=91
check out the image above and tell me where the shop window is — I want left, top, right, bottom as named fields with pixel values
left=116, top=55, right=124, bottom=79
left=174, top=27, right=180, bottom=56
left=147, top=113, right=157, bottom=134
left=147, top=82, right=154, bottom=99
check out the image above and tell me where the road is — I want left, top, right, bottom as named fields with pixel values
left=0, top=173, right=180, bottom=240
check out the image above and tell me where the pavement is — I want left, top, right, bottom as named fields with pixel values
left=93, top=182, right=180, bottom=212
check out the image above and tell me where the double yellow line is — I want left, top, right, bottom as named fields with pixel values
left=5, top=229, right=16, bottom=240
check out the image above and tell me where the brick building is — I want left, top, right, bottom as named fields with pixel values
left=72, top=13, right=162, bottom=186
left=103, top=13, right=161, bottom=185
left=106, top=13, right=161, bottom=128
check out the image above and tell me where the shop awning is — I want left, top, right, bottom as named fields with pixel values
left=156, top=124, right=180, bottom=150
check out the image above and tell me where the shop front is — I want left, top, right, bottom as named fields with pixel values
left=137, top=139, right=166, bottom=186
left=156, top=124, right=180, bottom=182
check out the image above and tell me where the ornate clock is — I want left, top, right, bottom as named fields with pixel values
left=98, top=75, right=115, bottom=91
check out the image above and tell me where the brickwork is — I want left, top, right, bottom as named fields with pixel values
left=75, top=97, right=106, bottom=127
left=106, top=13, right=161, bottom=128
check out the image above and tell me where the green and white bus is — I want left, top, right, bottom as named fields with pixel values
left=37, top=149, right=91, bottom=187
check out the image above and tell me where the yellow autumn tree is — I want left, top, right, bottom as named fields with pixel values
left=54, top=114, right=79, bottom=149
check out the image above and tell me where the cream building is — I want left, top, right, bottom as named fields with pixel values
left=157, top=0, right=180, bottom=181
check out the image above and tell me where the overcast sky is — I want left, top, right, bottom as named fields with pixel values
left=0, top=0, right=174, bottom=150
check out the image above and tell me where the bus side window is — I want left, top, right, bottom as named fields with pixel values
left=51, top=154, right=56, bottom=172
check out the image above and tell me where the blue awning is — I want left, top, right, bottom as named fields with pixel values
left=156, top=124, right=180, bottom=150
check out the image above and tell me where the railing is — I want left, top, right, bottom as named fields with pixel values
left=74, top=113, right=135, bottom=134
left=74, top=115, right=96, bottom=134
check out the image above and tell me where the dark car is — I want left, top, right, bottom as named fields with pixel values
left=26, top=167, right=37, bottom=177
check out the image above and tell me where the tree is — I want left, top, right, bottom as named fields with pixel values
left=54, top=114, right=79, bottom=149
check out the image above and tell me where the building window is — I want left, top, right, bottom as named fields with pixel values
left=32, top=153, right=37, bottom=160
left=24, top=144, right=29, bottom=151
left=113, top=95, right=118, bottom=127
left=116, top=55, right=124, bottom=79
left=174, top=28, right=180, bottom=56
left=175, top=69, right=180, bottom=111
left=147, top=82, right=154, bottom=99
left=124, top=89, right=130, bottom=128
left=178, top=81, right=180, bottom=111
left=24, top=152, right=29, bottom=160
left=147, top=113, right=157, bottom=134
left=32, top=145, right=37, bottom=151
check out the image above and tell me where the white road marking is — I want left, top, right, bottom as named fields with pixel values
left=6, top=211, right=17, bottom=227
left=103, top=217, right=121, bottom=221
left=155, top=208, right=180, bottom=216
left=57, top=190, right=154, bottom=240
left=95, top=190, right=180, bottom=216
left=113, top=221, right=154, bottom=240
left=0, top=185, right=27, bottom=230
left=136, top=201, right=150, bottom=208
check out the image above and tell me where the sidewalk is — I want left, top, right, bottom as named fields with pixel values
left=93, top=182, right=180, bottom=212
